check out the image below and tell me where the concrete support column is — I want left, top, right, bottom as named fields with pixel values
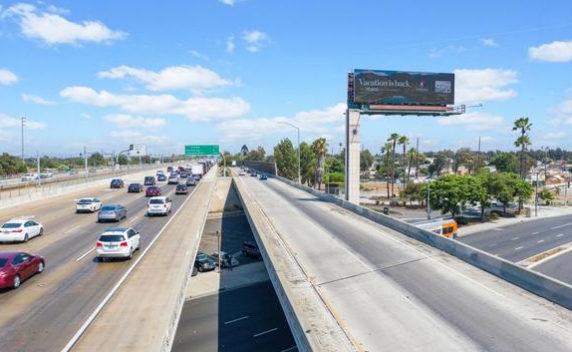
left=345, top=109, right=361, bottom=204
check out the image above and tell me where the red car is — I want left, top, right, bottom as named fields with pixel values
left=0, top=252, right=45, bottom=289
left=145, top=186, right=162, bottom=197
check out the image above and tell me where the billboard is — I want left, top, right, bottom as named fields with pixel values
left=352, top=69, right=455, bottom=106
left=128, top=144, right=147, bottom=157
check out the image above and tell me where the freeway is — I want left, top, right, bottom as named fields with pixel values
left=458, top=215, right=572, bottom=262
left=237, top=175, right=572, bottom=352
left=0, top=172, right=195, bottom=351
left=533, top=250, right=572, bottom=285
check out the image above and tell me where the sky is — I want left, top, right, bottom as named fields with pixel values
left=1, top=0, right=572, bottom=159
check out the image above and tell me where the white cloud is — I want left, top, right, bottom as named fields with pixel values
left=2, top=3, right=127, bottom=45
left=454, top=68, right=518, bottom=105
left=0, top=68, right=18, bottom=85
left=242, top=30, right=271, bottom=52
left=103, top=114, right=166, bottom=129
left=480, top=38, right=498, bottom=47
left=0, top=113, right=46, bottom=129
left=219, top=0, right=247, bottom=5
left=217, top=103, right=346, bottom=142
left=60, top=86, right=250, bottom=121
left=544, top=131, right=567, bottom=139
left=80, top=113, right=92, bottom=119
left=226, top=35, right=235, bottom=53
left=189, top=50, right=209, bottom=60
left=428, top=45, right=466, bottom=58
left=549, top=98, right=572, bottom=120
left=109, top=130, right=170, bottom=146
left=529, top=40, right=572, bottom=62
left=436, top=111, right=508, bottom=131
left=97, top=65, right=237, bottom=92
left=22, top=93, right=56, bottom=105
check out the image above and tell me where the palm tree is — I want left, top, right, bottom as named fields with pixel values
left=512, top=117, right=532, bottom=180
left=381, top=142, right=393, bottom=198
left=311, top=137, right=327, bottom=191
left=387, top=133, right=400, bottom=197
left=398, top=135, right=409, bottom=182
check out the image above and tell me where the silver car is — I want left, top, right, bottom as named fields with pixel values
left=97, top=204, right=127, bottom=223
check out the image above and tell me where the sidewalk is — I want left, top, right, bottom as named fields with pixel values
left=458, top=206, right=572, bottom=237
left=185, top=261, right=269, bottom=299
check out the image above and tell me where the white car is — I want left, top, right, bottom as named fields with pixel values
left=0, top=217, right=43, bottom=243
left=147, top=196, right=172, bottom=216
left=76, top=197, right=102, bottom=213
left=21, top=173, right=38, bottom=181
left=95, top=227, right=141, bottom=261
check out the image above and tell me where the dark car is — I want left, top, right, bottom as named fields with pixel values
left=157, top=174, right=167, bottom=182
left=175, top=184, right=188, bottom=195
left=97, top=204, right=127, bottom=223
left=186, top=176, right=197, bottom=187
left=128, top=183, right=143, bottom=193
left=180, top=170, right=189, bottom=178
left=242, top=241, right=262, bottom=259
left=194, top=252, right=216, bottom=272
left=210, top=251, right=239, bottom=268
left=145, top=186, right=161, bottom=197
left=0, top=252, right=45, bottom=289
left=250, top=170, right=257, bottom=177
left=144, top=176, right=156, bottom=185
left=259, top=174, right=268, bottom=181
left=110, top=179, right=124, bottom=188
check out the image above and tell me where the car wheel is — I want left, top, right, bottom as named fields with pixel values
left=38, top=261, right=45, bottom=273
left=13, top=275, right=21, bottom=289
left=242, top=250, right=247, bottom=257
left=39, top=228, right=44, bottom=236
left=23, top=234, right=29, bottom=243
left=127, top=249, right=133, bottom=260
left=198, top=266, right=204, bottom=272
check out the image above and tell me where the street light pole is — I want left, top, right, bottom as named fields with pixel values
left=279, top=122, right=301, bottom=184
left=21, top=116, right=26, bottom=165
left=535, top=170, right=539, bottom=217
left=426, top=180, right=431, bottom=220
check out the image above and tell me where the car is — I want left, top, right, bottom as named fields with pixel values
left=242, top=241, right=262, bottom=259
left=110, top=179, right=124, bottom=189
left=145, top=186, right=162, bottom=197
left=186, top=176, right=197, bottom=187
left=97, top=204, right=127, bottom=223
left=157, top=174, right=167, bottom=182
left=250, top=170, right=257, bottom=177
left=147, top=196, right=172, bottom=216
left=175, top=184, right=189, bottom=195
left=238, top=170, right=246, bottom=176
left=210, top=251, right=239, bottom=268
left=194, top=251, right=216, bottom=272
left=259, top=174, right=268, bottom=181
left=128, top=183, right=144, bottom=193
left=76, top=197, right=102, bottom=213
left=0, top=217, right=43, bottom=243
left=144, top=176, right=156, bottom=186
left=156, top=170, right=164, bottom=176
left=21, top=173, right=38, bottom=181
left=167, top=166, right=174, bottom=173
left=180, top=170, right=189, bottom=178
left=0, top=252, right=45, bottom=289
left=168, top=175, right=179, bottom=185
left=95, top=227, right=141, bottom=261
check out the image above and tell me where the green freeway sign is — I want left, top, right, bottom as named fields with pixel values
left=185, top=145, right=219, bottom=156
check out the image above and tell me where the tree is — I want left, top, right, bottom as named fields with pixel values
left=380, top=142, right=393, bottom=198
left=360, top=149, right=374, bottom=172
left=300, top=142, right=315, bottom=187
left=273, top=138, right=298, bottom=180
left=428, top=153, right=448, bottom=176
left=513, top=117, right=532, bottom=180
left=398, top=135, right=409, bottom=179
left=247, top=146, right=266, bottom=161
left=431, top=174, right=471, bottom=218
left=387, top=133, right=400, bottom=197
left=311, top=137, right=327, bottom=190
left=402, top=182, right=425, bottom=205
left=489, top=152, right=519, bottom=174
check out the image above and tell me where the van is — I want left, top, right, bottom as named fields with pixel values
left=144, top=176, right=156, bottom=185
left=413, top=219, right=458, bottom=239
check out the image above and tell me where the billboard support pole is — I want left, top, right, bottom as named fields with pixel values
left=346, top=109, right=361, bottom=204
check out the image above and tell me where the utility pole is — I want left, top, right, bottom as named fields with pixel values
left=21, top=116, right=26, bottom=165
left=477, top=136, right=481, bottom=175
left=415, top=137, right=419, bottom=180
left=426, top=180, right=431, bottom=220
left=36, top=151, right=41, bottom=186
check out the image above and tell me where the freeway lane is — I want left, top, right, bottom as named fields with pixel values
left=0, top=176, right=196, bottom=351
left=238, top=176, right=572, bottom=352
left=532, top=250, right=572, bottom=285
left=459, top=215, right=572, bottom=261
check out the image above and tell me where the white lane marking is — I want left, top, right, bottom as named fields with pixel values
left=76, top=247, right=96, bottom=262
left=129, top=216, right=139, bottom=223
left=551, top=222, right=572, bottom=230
left=531, top=232, right=539, bottom=235
left=279, top=347, right=298, bottom=352
left=488, top=243, right=497, bottom=248
left=515, top=246, right=523, bottom=251
left=224, top=316, right=249, bottom=324
left=64, top=225, right=81, bottom=234
left=511, top=237, right=519, bottom=241
left=538, top=239, right=545, bottom=244
left=253, top=327, right=278, bottom=338
left=557, top=233, right=564, bottom=238
left=493, top=228, right=503, bottom=231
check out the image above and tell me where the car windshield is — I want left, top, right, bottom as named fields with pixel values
left=99, top=235, right=125, bottom=242
left=149, top=199, right=165, bottom=204
left=78, top=199, right=93, bottom=204
left=101, top=205, right=117, bottom=211
left=2, top=223, right=22, bottom=229
left=148, top=187, right=157, bottom=190
left=197, top=253, right=208, bottom=261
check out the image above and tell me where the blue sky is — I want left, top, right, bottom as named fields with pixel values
left=1, top=0, right=572, bottom=159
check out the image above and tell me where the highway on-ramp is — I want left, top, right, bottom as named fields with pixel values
left=238, top=176, right=572, bottom=352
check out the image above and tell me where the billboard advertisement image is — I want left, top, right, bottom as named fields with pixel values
left=352, top=69, right=455, bottom=106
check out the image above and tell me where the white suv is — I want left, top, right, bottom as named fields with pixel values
left=95, top=227, right=141, bottom=261
left=147, top=196, right=172, bottom=216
